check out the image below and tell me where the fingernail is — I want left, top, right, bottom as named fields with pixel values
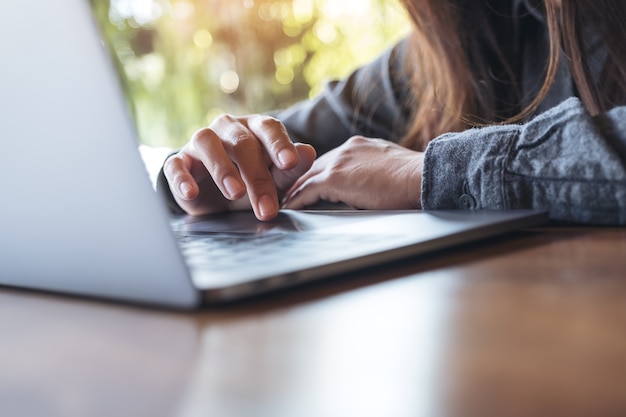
left=180, top=182, right=192, bottom=198
left=223, top=175, right=244, bottom=198
left=258, top=195, right=277, bottom=218
left=278, top=149, right=296, bottom=167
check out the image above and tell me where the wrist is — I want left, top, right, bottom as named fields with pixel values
left=407, top=153, right=424, bottom=210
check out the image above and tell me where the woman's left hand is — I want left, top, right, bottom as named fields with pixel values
left=282, top=136, right=424, bottom=210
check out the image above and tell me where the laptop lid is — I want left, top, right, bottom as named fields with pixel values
left=0, top=0, right=200, bottom=308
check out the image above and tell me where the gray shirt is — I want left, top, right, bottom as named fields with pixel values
left=274, top=1, right=626, bottom=225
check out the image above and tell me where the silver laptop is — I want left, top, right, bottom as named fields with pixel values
left=0, top=0, right=547, bottom=308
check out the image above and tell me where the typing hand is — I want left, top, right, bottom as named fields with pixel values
left=282, top=136, right=423, bottom=210
left=163, top=114, right=316, bottom=221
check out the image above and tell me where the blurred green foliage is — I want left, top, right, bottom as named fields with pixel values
left=91, top=0, right=410, bottom=148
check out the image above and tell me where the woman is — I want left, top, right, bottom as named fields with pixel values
left=158, top=0, right=626, bottom=225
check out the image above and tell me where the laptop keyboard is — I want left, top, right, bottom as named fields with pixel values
left=176, top=232, right=383, bottom=272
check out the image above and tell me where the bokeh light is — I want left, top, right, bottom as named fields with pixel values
left=91, top=0, right=411, bottom=148
left=219, top=70, right=240, bottom=94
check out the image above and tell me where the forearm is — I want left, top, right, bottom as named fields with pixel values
left=421, top=98, right=626, bottom=225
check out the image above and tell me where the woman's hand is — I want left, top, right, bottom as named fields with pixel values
left=163, top=114, right=316, bottom=220
left=282, top=136, right=424, bottom=210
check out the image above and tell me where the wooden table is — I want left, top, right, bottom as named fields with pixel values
left=1, top=227, right=625, bottom=417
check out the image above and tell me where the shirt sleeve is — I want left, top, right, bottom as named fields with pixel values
left=421, top=97, right=626, bottom=225
left=274, top=38, right=413, bottom=155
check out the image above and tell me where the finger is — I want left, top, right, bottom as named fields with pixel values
left=271, top=143, right=317, bottom=194
left=281, top=155, right=327, bottom=208
left=246, top=115, right=298, bottom=170
left=222, top=127, right=280, bottom=220
left=282, top=159, right=320, bottom=202
left=188, top=128, right=246, bottom=200
left=163, top=153, right=200, bottom=201
left=282, top=177, right=327, bottom=209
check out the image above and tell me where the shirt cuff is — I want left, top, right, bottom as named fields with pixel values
left=421, top=124, right=522, bottom=211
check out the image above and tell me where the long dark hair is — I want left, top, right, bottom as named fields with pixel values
left=398, top=0, right=626, bottom=151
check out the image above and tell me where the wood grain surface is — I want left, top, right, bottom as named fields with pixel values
left=1, top=227, right=625, bottom=417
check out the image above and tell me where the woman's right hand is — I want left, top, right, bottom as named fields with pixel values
left=163, top=114, right=316, bottom=221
